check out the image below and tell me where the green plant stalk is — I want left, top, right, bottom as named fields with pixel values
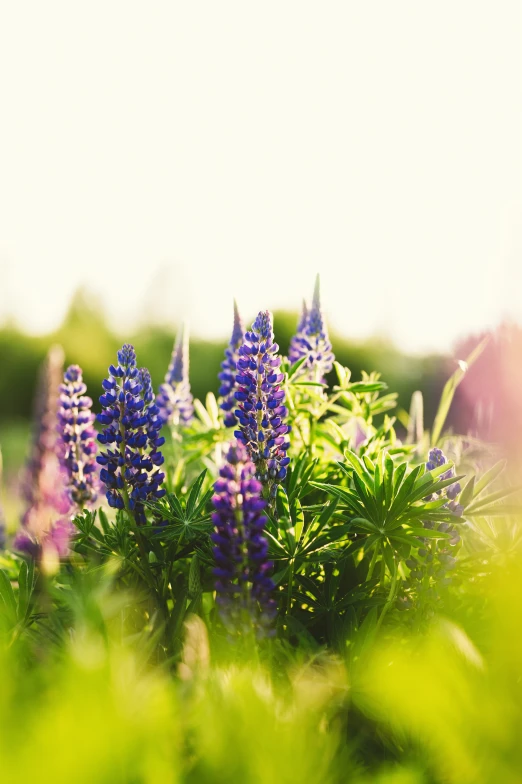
left=118, top=421, right=165, bottom=611
left=375, top=556, right=398, bottom=632
left=367, top=541, right=381, bottom=581
left=286, top=556, right=295, bottom=616
left=163, top=528, right=185, bottom=603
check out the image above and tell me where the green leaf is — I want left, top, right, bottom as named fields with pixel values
left=408, top=474, right=465, bottom=506
left=382, top=541, right=395, bottom=575
left=406, top=390, right=424, bottom=444
left=98, top=508, right=110, bottom=534
left=464, top=504, right=522, bottom=517
left=466, top=486, right=522, bottom=515
left=292, top=499, right=305, bottom=545
left=0, top=570, right=17, bottom=623
left=342, top=451, right=371, bottom=488
left=352, top=473, right=380, bottom=522
left=185, top=470, right=208, bottom=519
left=351, top=607, right=379, bottom=661
left=348, top=381, right=387, bottom=394
left=205, top=392, right=221, bottom=427
left=193, top=398, right=213, bottom=428
left=431, top=337, right=489, bottom=445
left=276, top=485, right=290, bottom=521
left=352, top=518, right=380, bottom=534
left=383, top=453, right=394, bottom=510
left=387, top=465, right=423, bottom=521
left=287, top=355, right=308, bottom=379
left=317, top=497, right=339, bottom=527
left=472, top=460, right=506, bottom=498
left=289, top=458, right=319, bottom=502
left=393, top=462, right=408, bottom=494
left=459, top=476, right=476, bottom=508
left=334, top=362, right=350, bottom=388
left=405, top=527, right=450, bottom=538
left=17, top=560, right=34, bottom=621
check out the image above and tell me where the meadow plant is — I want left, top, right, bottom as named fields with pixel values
left=234, top=310, right=290, bottom=498
left=57, top=364, right=98, bottom=507
left=15, top=345, right=75, bottom=567
left=288, top=299, right=308, bottom=365
left=212, top=441, right=276, bottom=638
left=288, top=275, right=334, bottom=381
left=20, top=344, right=65, bottom=525
left=156, top=326, right=194, bottom=427
left=219, top=300, right=245, bottom=427
left=97, top=344, right=166, bottom=524
left=401, top=447, right=466, bottom=607
left=1, top=280, right=519, bottom=781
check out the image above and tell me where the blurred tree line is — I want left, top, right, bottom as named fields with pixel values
left=0, top=290, right=451, bottom=431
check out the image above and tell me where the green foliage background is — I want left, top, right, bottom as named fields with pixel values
left=0, top=290, right=448, bottom=476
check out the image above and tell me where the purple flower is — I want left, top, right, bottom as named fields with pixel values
left=426, top=447, right=448, bottom=473
left=157, top=326, right=194, bottom=427
left=14, top=449, right=73, bottom=565
left=211, top=442, right=276, bottom=637
left=288, top=276, right=334, bottom=381
left=426, top=447, right=463, bottom=516
left=14, top=517, right=75, bottom=573
left=16, top=345, right=74, bottom=563
left=219, top=300, right=245, bottom=428
left=57, top=365, right=98, bottom=507
left=96, top=344, right=166, bottom=524
left=13, top=530, right=40, bottom=559
left=288, top=299, right=308, bottom=365
left=233, top=310, right=291, bottom=498
left=21, top=345, right=65, bottom=526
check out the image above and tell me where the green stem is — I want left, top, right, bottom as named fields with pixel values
left=163, top=528, right=185, bottom=601
left=367, top=541, right=380, bottom=581
left=286, top=558, right=295, bottom=616
left=376, top=557, right=398, bottom=632
left=308, top=413, right=316, bottom=453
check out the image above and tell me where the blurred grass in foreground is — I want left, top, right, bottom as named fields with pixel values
left=1, top=547, right=521, bottom=783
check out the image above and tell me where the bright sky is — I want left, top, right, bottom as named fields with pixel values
left=0, top=2, right=520, bottom=353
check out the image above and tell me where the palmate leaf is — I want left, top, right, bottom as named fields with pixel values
left=146, top=470, right=213, bottom=542
left=458, top=459, right=522, bottom=517
left=267, top=487, right=351, bottom=571
left=312, top=451, right=463, bottom=534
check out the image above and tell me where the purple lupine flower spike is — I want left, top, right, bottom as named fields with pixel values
left=211, top=441, right=276, bottom=637
left=15, top=345, right=75, bottom=567
left=305, top=275, right=335, bottom=380
left=289, top=276, right=335, bottom=381
left=57, top=365, right=98, bottom=507
left=288, top=299, right=308, bottom=365
left=219, top=300, right=245, bottom=427
left=96, top=344, right=166, bottom=524
left=426, top=447, right=463, bottom=515
left=157, top=325, right=194, bottom=427
left=21, top=344, right=65, bottom=525
left=413, top=446, right=465, bottom=584
left=233, top=310, right=290, bottom=499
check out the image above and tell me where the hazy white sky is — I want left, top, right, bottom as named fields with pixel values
left=0, top=2, right=520, bottom=352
